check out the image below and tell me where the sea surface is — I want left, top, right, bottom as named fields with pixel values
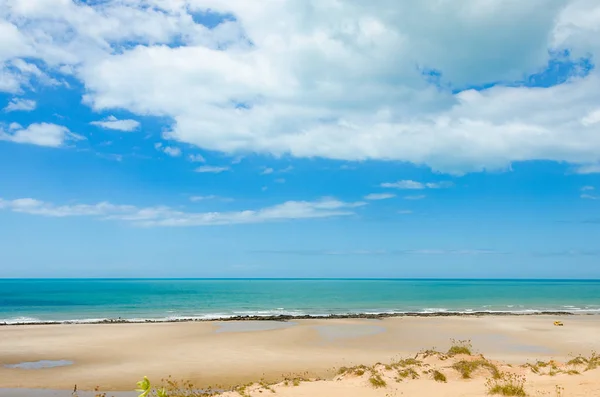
left=1, top=279, right=600, bottom=324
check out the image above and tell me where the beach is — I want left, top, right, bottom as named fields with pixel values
left=1, top=315, right=600, bottom=396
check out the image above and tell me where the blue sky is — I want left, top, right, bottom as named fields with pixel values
left=1, top=0, right=600, bottom=278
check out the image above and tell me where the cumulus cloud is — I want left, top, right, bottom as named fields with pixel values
left=195, top=165, right=230, bottom=173
left=3, top=1, right=600, bottom=172
left=381, top=180, right=453, bottom=189
left=0, top=123, right=84, bottom=147
left=364, top=193, right=396, bottom=200
left=3, top=98, right=36, bottom=112
left=90, top=115, right=140, bottom=131
left=0, top=196, right=364, bottom=227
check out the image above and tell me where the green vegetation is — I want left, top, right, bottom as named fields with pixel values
left=485, top=373, right=527, bottom=396
left=393, top=357, right=422, bottom=367
left=452, top=359, right=500, bottom=379
left=395, top=367, right=420, bottom=381
left=447, top=339, right=473, bottom=356
left=368, top=373, right=387, bottom=388
left=337, top=364, right=369, bottom=376
left=432, top=370, right=447, bottom=383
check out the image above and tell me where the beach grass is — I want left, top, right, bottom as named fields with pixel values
left=486, top=373, right=526, bottom=396
left=447, top=339, right=473, bottom=356
left=452, top=358, right=500, bottom=379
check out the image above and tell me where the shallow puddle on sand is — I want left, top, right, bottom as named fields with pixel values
left=215, top=320, right=296, bottom=333
left=4, top=360, right=74, bottom=370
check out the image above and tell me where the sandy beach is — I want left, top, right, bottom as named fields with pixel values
left=1, top=315, right=600, bottom=396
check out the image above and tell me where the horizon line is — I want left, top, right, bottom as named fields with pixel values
left=2, top=277, right=600, bottom=281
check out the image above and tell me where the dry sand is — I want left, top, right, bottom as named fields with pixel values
left=1, top=315, right=599, bottom=396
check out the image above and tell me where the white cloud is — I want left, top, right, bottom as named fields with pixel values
left=188, top=154, right=206, bottom=163
left=398, top=210, right=413, bottom=214
left=154, top=142, right=181, bottom=157
left=575, top=164, right=600, bottom=174
left=190, top=195, right=217, bottom=201
left=404, top=195, right=426, bottom=200
left=0, top=123, right=84, bottom=147
left=190, top=195, right=235, bottom=202
left=261, top=167, right=274, bottom=175
left=0, top=196, right=364, bottom=227
left=581, top=186, right=595, bottom=191
left=581, top=194, right=599, bottom=200
left=90, top=115, right=140, bottom=131
left=4, top=1, right=600, bottom=173
left=381, top=180, right=453, bottom=189
left=195, top=165, right=230, bottom=173
left=4, top=98, right=36, bottom=112
left=382, top=180, right=425, bottom=189
left=163, top=146, right=182, bottom=157
left=364, top=193, right=396, bottom=200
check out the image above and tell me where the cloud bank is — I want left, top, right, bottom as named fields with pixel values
left=2, top=1, right=600, bottom=172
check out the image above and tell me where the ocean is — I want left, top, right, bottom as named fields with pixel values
left=1, top=279, right=600, bottom=324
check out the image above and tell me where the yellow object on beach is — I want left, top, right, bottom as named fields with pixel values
left=553, top=321, right=564, bottom=326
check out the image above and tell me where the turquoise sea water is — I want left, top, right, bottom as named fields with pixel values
left=1, top=279, right=600, bottom=324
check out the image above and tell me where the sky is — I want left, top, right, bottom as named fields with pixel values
left=1, top=0, right=600, bottom=278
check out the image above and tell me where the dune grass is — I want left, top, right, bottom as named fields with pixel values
left=452, top=359, right=500, bottom=379
left=447, top=339, right=473, bottom=356
left=368, top=373, right=387, bottom=388
left=432, top=369, right=447, bottom=383
left=485, top=373, right=526, bottom=397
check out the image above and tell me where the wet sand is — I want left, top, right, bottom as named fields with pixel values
left=1, top=316, right=599, bottom=393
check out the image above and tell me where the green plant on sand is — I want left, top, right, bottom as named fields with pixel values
left=432, top=370, right=447, bottom=383
left=485, top=373, right=527, bottom=397
left=447, top=339, right=473, bottom=356
left=452, top=359, right=500, bottom=379
left=369, top=373, right=387, bottom=388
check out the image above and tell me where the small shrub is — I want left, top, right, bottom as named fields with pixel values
left=419, top=348, right=447, bottom=360
left=392, top=357, right=422, bottom=368
left=567, top=355, right=588, bottom=366
left=395, top=367, right=419, bottom=382
left=338, top=364, right=369, bottom=376
left=369, top=374, right=387, bottom=388
left=522, top=363, right=539, bottom=374
left=452, top=359, right=500, bottom=379
left=447, top=339, right=473, bottom=356
left=585, top=352, right=600, bottom=371
left=486, top=373, right=526, bottom=397
left=432, top=370, right=447, bottom=383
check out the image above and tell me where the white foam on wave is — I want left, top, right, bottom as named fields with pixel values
left=0, top=317, right=42, bottom=324
left=3, top=306, right=599, bottom=325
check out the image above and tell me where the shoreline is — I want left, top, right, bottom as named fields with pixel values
left=0, top=310, right=585, bottom=326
